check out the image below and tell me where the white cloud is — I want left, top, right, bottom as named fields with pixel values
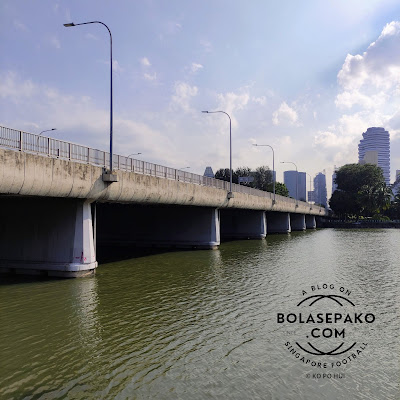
left=252, top=96, right=266, bottom=106
left=140, top=57, right=151, bottom=67
left=112, top=60, right=123, bottom=73
left=191, top=63, right=203, bottom=73
left=272, top=101, right=299, bottom=126
left=0, top=71, right=36, bottom=102
left=85, top=33, right=98, bottom=40
left=337, top=21, right=400, bottom=104
left=13, top=20, right=28, bottom=31
left=315, top=20, right=400, bottom=172
left=217, top=90, right=249, bottom=115
left=144, top=72, right=157, bottom=81
left=200, top=39, right=212, bottom=53
left=170, top=82, right=198, bottom=112
left=50, top=36, right=61, bottom=49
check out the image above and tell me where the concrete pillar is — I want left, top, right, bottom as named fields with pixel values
left=220, top=209, right=266, bottom=239
left=0, top=197, right=97, bottom=277
left=305, top=215, right=316, bottom=229
left=266, top=212, right=291, bottom=233
left=97, top=204, right=220, bottom=249
left=291, top=213, right=306, bottom=231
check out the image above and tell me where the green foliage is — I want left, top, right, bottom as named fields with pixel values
left=253, top=165, right=273, bottom=191
left=384, top=193, right=400, bottom=220
left=271, top=182, right=290, bottom=197
left=329, top=163, right=392, bottom=219
left=215, top=165, right=289, bottom=196
left=214, top=168, right=238, bottom=184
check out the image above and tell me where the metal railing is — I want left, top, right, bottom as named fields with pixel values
left=0, top=125, right=300, bottom=205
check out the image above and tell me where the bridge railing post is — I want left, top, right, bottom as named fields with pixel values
left=19, top=131, right=23, bottom=151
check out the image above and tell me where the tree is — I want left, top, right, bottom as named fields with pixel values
left=253, top=165, right=273, bottom=191
left=215, top=168, right=238, bottom=184
left=272, top=182, right=289, bottom=197
left=329, top=163, right=392, bottom=219
left=235, top=166, right=254, bottom=187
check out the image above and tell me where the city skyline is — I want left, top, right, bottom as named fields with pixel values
left=1, top=1, right=400, bottom=200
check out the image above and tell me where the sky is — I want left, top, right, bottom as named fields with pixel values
left=2, top=0, right=400, bottom=198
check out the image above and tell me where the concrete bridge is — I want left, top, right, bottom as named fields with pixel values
left=0, top=126, right=328, bottom=277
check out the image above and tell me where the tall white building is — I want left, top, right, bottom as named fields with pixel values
left=358, top=127, right=390, bottom=185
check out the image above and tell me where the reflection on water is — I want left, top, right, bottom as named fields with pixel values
left=0, top=229, right=399, bottom=399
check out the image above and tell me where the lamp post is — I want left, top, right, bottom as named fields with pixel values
left=39, top=128, right=56, bottom=136
left=253, top=143, right=275, bottom=203
left=306, top=172, right=313, bottom=209
left=64, top=21, right=114, bottom=177
left=281, top=161, right=298, bottom=207
left=202, top=110, right=233, bottom=199
left=127, top=153, right=142, bottom=158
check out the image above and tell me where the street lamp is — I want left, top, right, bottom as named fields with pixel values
left=127, top=153, right=142, bottom=158
left=64, top=21, right=115, bottom=179
left=281, top=161, right=298, bottom=207
left=306, top=172, right=313, bottom=209
left=253, top=143, right=275, bottom=203
left=202, top=110, right=234, bottom=199
left=180, top=167, right=190, bottom=170
left=39, top=128, right=56, bottom=136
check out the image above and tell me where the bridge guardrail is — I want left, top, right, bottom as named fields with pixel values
left=0, top=125, right=309, bottom=207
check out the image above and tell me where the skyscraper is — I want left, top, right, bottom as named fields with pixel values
left=313, top=172, right=327, bottom=207
left=203, top=166, right=214, bottom=178
left=358, top=127, right=390, bottom=185
left=284, top=171, right=306, bottom=201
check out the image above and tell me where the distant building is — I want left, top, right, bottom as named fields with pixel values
left=308, top=190, right=315, bottom=202
left=313, top=172, right=327, bottom=207
left=392, top=170, right=400, bottom=196
left=203, top=166, right=214, bottom=178
left=358, top=127, right=390, bottom=185
left=284, top=171, right=306, bottom=201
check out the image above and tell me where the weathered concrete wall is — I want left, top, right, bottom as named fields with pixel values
left=97, top=203, right=220, bottom=249
left=291, top=214, right=306, bottom=231
left=220, top=209, right=266, bottom=239
left=267, top=212, right=291, bottom=233
left=0, top=197, right=96, bottom=277
left=305, top=215, right=316, bottom=229
left=0, top=148, right=328, bottom=216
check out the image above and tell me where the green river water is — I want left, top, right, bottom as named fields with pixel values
left=1, top=229, right=399, bottom=399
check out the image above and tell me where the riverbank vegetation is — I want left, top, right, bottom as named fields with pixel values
left=329, top=163, right=393, bottom=220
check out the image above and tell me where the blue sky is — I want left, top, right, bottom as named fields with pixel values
left=2, top=0, right=400, bottom=197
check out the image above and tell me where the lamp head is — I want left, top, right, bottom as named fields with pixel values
left=63, top=23, right=75, bottom=27
left=201, top=111, right=209, bottom=113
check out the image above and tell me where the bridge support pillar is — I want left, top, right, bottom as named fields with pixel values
left=305, top=215, right=316, bottom=229
left=266, top=212, right=291, bottom=233
left=291, top=213, right=306, bottom=231
left=97, top=204, right=220, bottom=249
left=220, top=209, right=266, bottom=239
left=0, top=197, right=97, bottom=277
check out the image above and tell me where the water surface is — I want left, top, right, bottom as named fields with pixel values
left=1, top=229, right=399, bottom=399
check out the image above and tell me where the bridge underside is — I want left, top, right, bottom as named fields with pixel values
left=0, top=197, right=323, bottom=277
left=0, top=196, right=96, bottom=277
